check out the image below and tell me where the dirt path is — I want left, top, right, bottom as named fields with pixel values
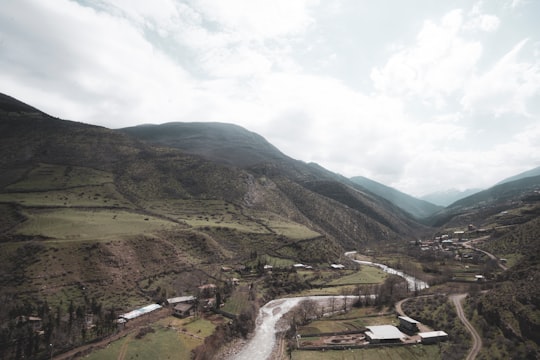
left=451, top=294, right=482, bottom=360
left=117, top=337, right=129, bottom=360
left=463, top=238, right=507, bottom=271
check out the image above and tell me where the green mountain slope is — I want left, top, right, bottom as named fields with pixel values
left=425, top=175, right=540, bottom=227
left=497, top=166, right=540, bottom=185
left=121, top=122, right=288, bottom=167
left=0, top=93, right=424, bottom=316
left=350, top=176, right=442, bottom=219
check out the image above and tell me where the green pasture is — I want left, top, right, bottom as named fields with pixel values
left=222, top=289, right=251, bottom=315
left=7, top=163, right=113, bottom=191
left=85, top=317, right=215, bottom=360
left=0, top=184, right=133, bottom=208
left=263, top=218, right=321, bottom=240
left=292, top=345, right=441, bottom=360
left=327, top=266, right=388, bottom=286
left=143, top=199, right=270, bottom=233
left=15, top=208, right=181, bottom=241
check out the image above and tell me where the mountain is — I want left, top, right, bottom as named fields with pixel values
left=349, top=176, right=442, bottom=219
left=497, top=166, right=540, bottom=185
left=120, top=122, right=289, bottom=167
left=420, top=188, right=481, bottom=207
left=426, top=175, right=540, bottom=228
left=0, top=93, right=425, bottom=325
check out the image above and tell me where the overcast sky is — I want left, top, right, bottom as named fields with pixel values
left=2, top=0, right=540, bottom=196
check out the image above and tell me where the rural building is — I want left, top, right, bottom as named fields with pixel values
left=475, top=275, right=486, bottom=282
left=365, top=325, right=405, bottom=343
left=330, top=264, right=345, bottom=270
left=167, top=295, right=196, bottom=305
left=418, top=330, right=448, bottom=344
left=398, top=316, right=420, bottom=333
left=119, top=304, right=162, bottom=322
left=173, top=303, right=195, bottom=318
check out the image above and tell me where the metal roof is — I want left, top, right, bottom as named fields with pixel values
left=167, top=296, right=196, bottom=304
left=419, top=331, right=448, bottom=338
left=398, top=315, right=420, bottom=324
left=365, top=325, right=405, bottom=340
left=119, top=304, right=162, bottom=320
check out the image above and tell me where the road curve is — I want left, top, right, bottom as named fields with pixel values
left=451, top=294, right=482, bottom=360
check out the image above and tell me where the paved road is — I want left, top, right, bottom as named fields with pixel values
left=451, top=294, right=482, bottom=360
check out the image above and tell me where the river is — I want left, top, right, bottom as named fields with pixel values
left=232, top=296, right=356, bottom=360
left=231, top=256, right=428, bottom=360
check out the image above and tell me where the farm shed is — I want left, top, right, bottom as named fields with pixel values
left=173, top=303, right=195, bottom=318
left=419, top=330, right=448, bottom=344
left=398, top=315, right=420, bottom=333
left=365, top=325, right=405, bottom=343
left=119, top=304, right=162, bottom=321
left=167, top=295, right=196, bottom=305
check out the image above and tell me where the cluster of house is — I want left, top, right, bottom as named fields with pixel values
left=116, top=283, right=221, bottom=325
left=365, top=316, right=448, bottom=345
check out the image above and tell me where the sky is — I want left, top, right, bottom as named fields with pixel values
left=1, top=0, right=540, bottom=197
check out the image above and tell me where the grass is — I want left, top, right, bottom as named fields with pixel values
left=0, top=184, right=134, bottom=208
left=84, top=317, right=216, bottom=360
left=221, top=289, right=251, bottom=315
left=327, top=266, right=388, bottom=285
left=298, top=308, right=397, bottom=336
left=14, top=208, right=182, bottom=241
left=263, top=217, right=321, bottom=240
left=6, top=163, right=113, bottom=191
left=291, top=345, right=441, bottom=360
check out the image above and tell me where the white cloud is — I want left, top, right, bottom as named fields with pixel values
left=371, top=9, right=483, bottom=108
left=1, top=0, right=539, bottom=197
left=461, top=39, right=540, bottom=116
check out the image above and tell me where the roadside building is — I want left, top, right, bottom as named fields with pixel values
left=418, top=330, right=448, bottom=344
left=365, top=325, right=405, bottom=344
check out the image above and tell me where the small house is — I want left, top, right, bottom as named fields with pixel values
left=330, top=264, right=345, bottom=270
left=173, top=303, right=195, bottom=318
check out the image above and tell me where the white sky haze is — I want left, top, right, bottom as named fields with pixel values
left=1, top=0, right=540, bottom=196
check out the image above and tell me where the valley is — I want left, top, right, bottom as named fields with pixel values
left=0, top=93, right=539, bottom=360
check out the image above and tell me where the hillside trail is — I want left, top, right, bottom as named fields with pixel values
left=451, top=293, right=482, bottom=360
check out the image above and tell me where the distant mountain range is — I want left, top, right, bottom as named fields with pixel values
left=420, top=188, right=482, bottom=207
left=349, top=176, right=442, bottom=219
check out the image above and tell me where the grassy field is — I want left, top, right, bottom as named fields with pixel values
left=14, top=208, right=182, bottom=241
left=0, top=184, right=134, bottom=208
left=84, top=316, right=215, bottom=360
left=298, top=307, right=396, bottom=335
left=327, top=266, right=388, bottom=285
left=221, top=288, right=251, bottom=315
left=6, top=163, right=113, bottom=191
left=291, top=345, right=441, bottom=360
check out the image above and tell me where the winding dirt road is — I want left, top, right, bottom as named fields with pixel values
left=451, top=294, right=482, bottom=360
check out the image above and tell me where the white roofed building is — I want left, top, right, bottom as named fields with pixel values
left=365, top=325, right=406, bottom=343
